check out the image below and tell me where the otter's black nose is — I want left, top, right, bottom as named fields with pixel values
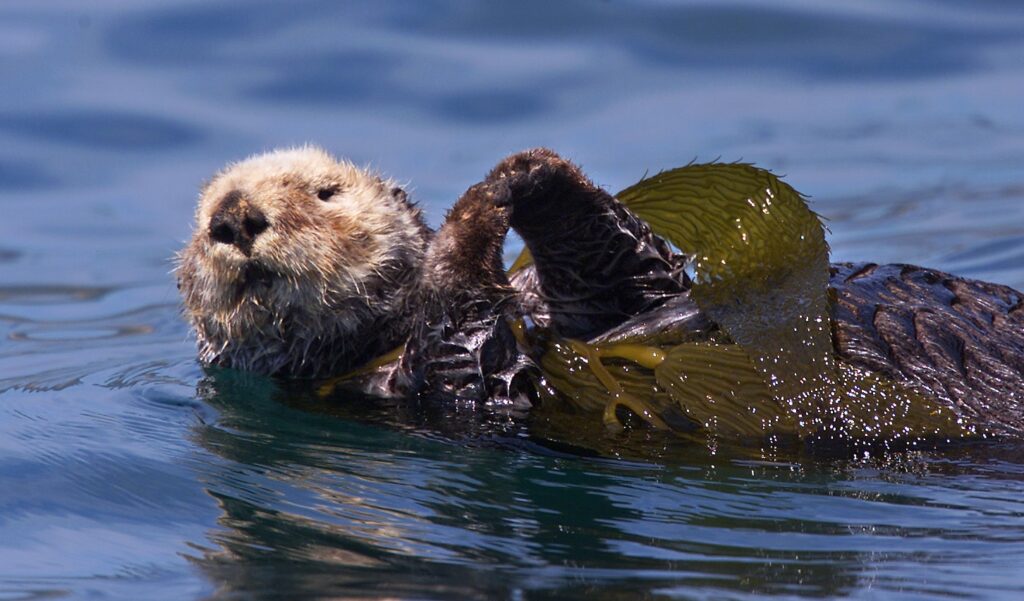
left=208, top=191, right=269, bottom=256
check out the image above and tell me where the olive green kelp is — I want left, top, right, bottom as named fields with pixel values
left=517, top=164, right=973, bottom=444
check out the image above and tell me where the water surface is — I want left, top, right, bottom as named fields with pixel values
left=2, top=1, right=1024, bottom=599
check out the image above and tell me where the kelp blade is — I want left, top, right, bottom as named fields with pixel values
left=617, top=164, right=833, bottom=408
left=533, top=163, right=974, bottom=442
left=539, top=339, right=699, bottom=436
left=653, top=343, right=796, bottom=438
left=539, top=334, right=972, bottom=443
left=511, top=162, right=834, bottom=407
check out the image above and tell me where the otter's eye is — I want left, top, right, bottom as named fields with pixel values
left=317, top=186, right=339, bottom=201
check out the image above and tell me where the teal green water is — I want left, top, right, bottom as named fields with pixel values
left=2, top=2, right=1024, bottom=599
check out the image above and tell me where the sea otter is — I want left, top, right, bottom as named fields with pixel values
left=177, top=146, right=1024, bottom=433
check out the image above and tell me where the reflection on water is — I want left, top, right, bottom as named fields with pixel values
left=1, top=0, right=1024, bottom=599
left=189, top=370, right=1024, bottom=599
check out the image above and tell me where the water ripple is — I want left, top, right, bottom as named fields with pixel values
left=2, top=0, right=1024, bottom=599
left=0, top=285, right=115, bottom=305
left=0, top=111, right=201, bottom=151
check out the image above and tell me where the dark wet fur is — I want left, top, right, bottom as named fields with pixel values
left=830, top=262, right=1024, bottom=434
left=490, top=149, right=691, bottom=339
left=394, top=150, right=694, bottom=402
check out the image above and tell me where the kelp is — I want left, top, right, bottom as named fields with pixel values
left=618, top=165, right=832, bottom=403
left=319, top=163, right=974, bottom=445
left=316, top=344, right=405, bottom=398
left=524, top=164, right=974, bottom=443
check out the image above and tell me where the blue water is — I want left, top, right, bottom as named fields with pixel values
left=2, top=1, right=1024, bottom=599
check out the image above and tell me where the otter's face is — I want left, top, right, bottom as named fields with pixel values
left=176, top=146, right=428, bottom=374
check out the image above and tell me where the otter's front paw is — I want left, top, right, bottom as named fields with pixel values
left=484, top=148, right=579, bottom=209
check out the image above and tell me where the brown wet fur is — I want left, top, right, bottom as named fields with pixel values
left=830, top=262, right=1024, bottom=434
left=409, top=181, right=535, bottom=402
left=424, top=182, right=510, bottom=294
left=485, top=148, right=690, bottom=338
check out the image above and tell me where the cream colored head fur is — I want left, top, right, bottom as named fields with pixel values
left=177, top=146, right=430, bottom=377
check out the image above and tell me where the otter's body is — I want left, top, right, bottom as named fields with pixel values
left=178, top=147, right=1024, bottom=435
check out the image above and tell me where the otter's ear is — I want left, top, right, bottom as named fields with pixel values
left=390, top=186, right=414, bottom=207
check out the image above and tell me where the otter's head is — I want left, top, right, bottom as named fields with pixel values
left=176, top=146, right=430, bottom=377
